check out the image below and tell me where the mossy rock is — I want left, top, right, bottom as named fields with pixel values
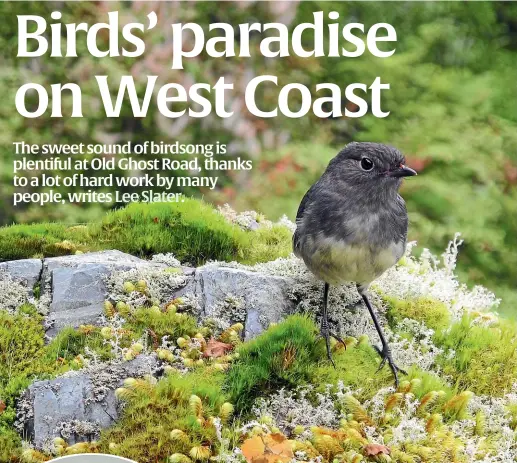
left=99, top=370, right=227, bottom=462
left=225, top=315, right=324, bottom=411
left=0, top=199, right=292, bottom=265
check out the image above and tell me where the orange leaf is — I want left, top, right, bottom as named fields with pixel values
left=203, top=338, right=233, bottom=358
left=241, top=433, right=293, bottom=463
left=241, top=435, right=265, bottom=462
left=364, top=443, right=391, bottom=456
left=0, top=400, right=5, bottom=414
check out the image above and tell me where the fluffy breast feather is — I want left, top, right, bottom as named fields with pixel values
left=300, top=236, right=404, bottom=287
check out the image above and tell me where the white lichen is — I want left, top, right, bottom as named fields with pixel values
left=105, top=265, right=188, bottom=307
left=0, top=272, right=29, bottom=314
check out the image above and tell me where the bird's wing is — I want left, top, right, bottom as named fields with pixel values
left=293, top=182, right=319, bottom=256
left=295, top=183, right=318, bottom=222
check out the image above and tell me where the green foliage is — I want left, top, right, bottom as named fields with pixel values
left=0, top=307, right=46, bottom=383
left=0, top=199, right=292, bottom=265
left=99, top=371, right=227, bottom=463
left=384, top=295, right=517, bottom=396
left=246, top=225, right=293, bottom=264
left=434, top=315, right=517, bottom=395
left=384, top=296, right=451, bottom=332
left=225, top=315, right=323, bottom=411
left=0, top=222, right=93, bottom=260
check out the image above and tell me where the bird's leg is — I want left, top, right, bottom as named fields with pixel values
left=359, top=288, right=407, bottom=387
left=320, top=283, right=346, bottom=367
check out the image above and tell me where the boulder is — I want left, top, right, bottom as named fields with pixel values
left=42, top=251, right=169, bottom=336
left=188, top=265, right=296, bottom=339
left=23, top=355, right=158, bottom=449
left=0, top=258, right=42, bottom=295
left=1, top=251, right=298, bottom=339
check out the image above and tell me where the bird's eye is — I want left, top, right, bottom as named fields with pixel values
left=360, top=158, right=374, bottom=171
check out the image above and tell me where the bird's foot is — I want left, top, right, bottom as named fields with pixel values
left=318, top=325, right=346, bottom=368
left=374, top=345, right=407, bottom=388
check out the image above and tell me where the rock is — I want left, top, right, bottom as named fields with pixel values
left=50, top=264, right=113, bottom=333
left=188, top=265, right=296, bottom=339
left=42, top=251, right=169, bottom=336
left=0, top=258, right=42, bottom=295
left=23, top=355, right=158, bottom=449
left=1, top=250, right=297, bottom=339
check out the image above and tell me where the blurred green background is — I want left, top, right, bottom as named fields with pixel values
left=0, top=1, right=516, bottom=314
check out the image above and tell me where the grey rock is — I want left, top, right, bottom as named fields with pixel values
left=189, top=265, right=296, bottom=339
left=50, top=264, right=113, bottom=333
left=24, top=355, right=157, bottom=448
left=0, top=258, right=42, bottom=294
left=43, top=251, right=169, bottom=336
left=42, top=250, right=159, bottom=284
left=1, top=250, right=298, bottom=341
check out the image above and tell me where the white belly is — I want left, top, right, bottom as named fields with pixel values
left=303, top=237, right=403, bottom=287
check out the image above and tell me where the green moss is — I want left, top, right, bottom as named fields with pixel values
left=384, top=296, right=451, bottom=332
left=312, top=342, right=453, bottom=404
left=0, top=428, right=21, bottom=463
left=312, top=344, right=391, bottom=399
left=225, top=315, right=323, bottom=412
left=0, top=309, right=46, bottom=384
left=435, top=315, right=517, bottom=395
left=245, top=224, right=292, bottom=264
left=94, top=199, right=249, bottom=264
left=125, top=308, right=199, bottom=341
left=0, top=222, right=93, bottom=260
left=0, top=198, right=292, bottom=265
left=99, top=370, right=227, bottom=463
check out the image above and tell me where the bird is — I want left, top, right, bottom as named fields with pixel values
left=293, top=142, right=417, bottom=386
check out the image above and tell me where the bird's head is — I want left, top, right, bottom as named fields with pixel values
left=327, top=142, right=417, bottom=190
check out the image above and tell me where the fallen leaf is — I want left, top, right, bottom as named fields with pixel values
left=203, top=338, right=233, bottom=358
left=364, top=443, right=391, bottom=456
left=241, top=435, right=265, bottom=462
left=0, top=400, right=6, bottom=414
left=241, top=433, right=294, bottom=463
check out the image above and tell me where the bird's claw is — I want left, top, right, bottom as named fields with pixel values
left=318, top=326, right=346, bottom=368
left=373, top=345, right=407, bottom=387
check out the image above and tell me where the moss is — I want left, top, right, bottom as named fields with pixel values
left=384, top=296, right=451, bottom=332
left=245, top=224, right=292, bottom=264
left=0, top=428, right=21, bottom=463
left=434, top=315, right=517, bottom=395
left=0, top=199, right=292, bottom=265
left=311, top=341, right=453, bottom=404
left=44, top=327, right=113, bottom=364
left=224, top=315, right=324, bottom=412
left=99, top=370, right=227, bottom=463
left=93, top=199, right=249, bottom=264
left=312, top=344, right=392, bottom=399
left=125, top=307, right=199, bottom=341
left=0, top=222, right=93, bottom=260
left=0, top=308, right=47, bottom=384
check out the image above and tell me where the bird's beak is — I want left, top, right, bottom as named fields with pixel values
left=388, top=164, right=417, bottom=178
